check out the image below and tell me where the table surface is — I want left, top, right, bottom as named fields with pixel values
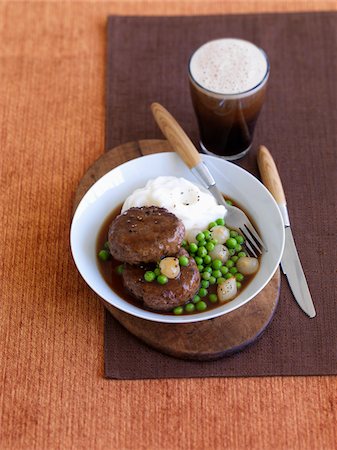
left=1, top=1, right=336, bottom=449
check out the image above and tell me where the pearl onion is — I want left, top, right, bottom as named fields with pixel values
left=209, top=244, right=230, bottom=263
left=236, top=256, right=259, bottom=275
left=159, top=257, right=180, bottom=279
left=210, top=226, right=230, bottom=244
left=217, top=277, right=237, bottom=303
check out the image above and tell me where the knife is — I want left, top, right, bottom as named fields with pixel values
left=257, top=145, right=316, bottom=318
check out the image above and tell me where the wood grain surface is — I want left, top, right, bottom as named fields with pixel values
left=0, top=2, right=336, bottom=450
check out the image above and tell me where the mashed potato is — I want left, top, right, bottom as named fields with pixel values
left=122, top=176, right=227, bottom=235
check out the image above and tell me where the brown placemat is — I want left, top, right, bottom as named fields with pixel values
left=104, top=12, right=337, bottom=379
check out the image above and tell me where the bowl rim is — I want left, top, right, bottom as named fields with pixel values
left=70, top=152, right=285, bottom=324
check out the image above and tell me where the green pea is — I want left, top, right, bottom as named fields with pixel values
left=236, top=235, right=244, bottom=245
left=205, top=242, right=215, bottom=252
left=235, top=273, right=244, bottom=282
left=235, top=244, right=242, bottom=252
left=189, top=243, right=198, bottom=253
left=154, top=268, right=161, bottom=276
left=208, top=276, right=216, bottom=285
left=197, top=264, right=204, bottom=272
left=179, top=255, right=189, bottom=267
left=144, top=270, right=156, bottom=283
left=157, top=274, right=168, bottom=285
left=231, top=256, right=239, bottom=263
left=194, top=256, right=203, bottom=265
left=230, top=230, right=238, bottom=238
left=98, top=249, right=110, bottom=261
left=210, top=239, right=218, bottom=245
left=204, top=266, right=212, bottom=273
left=230, top=267, right=238, bottom=274
left=226, top=260, right=234, bottom=268
left=225, top=273, right=232, bottom=279
left=116, top=264, right=124, bottom=275
left=217, top=277, right=226, bottom=285
left=220, top=266, right=229, bottom=275
left=212, top=270, right=222, bottom=279
left=196, top=301, right=207, bottom=311
left=199, top=288, right=208, bottom=297
left=201, top=280, right=210, bottom=289
left=185, top=303, right=195, bottom=313
left=208, top=221, right=217, bottom=230
left=196, top=232, right=205, bottom=242
left=226, top=238, right=237, bottom=249
left=209, top=293, right=218, bottom=303
left=192, top=295, right=201, bottom=304
left=229, top=248, right=236, bottom=256
left=203, top=255, right=212, bottom=265
left=181, top=239, right=187, bottom=247
left=226, top=199, right=233, bottom=206
left=173, top=306, right=183, bottom=315
left=197, top=246, right=207, bottom=258
left=198, top=239, right=207, bottom=247
left=203, top=230, right=211, bottom=240
left=216, top=218, right=225, bottom=226
left=212, top=259, right=222, bottom=270
left=238, top=252, right=246, bottom=258
left=236, top=282, right=242, bottom=289
left=104, top=241, right=110, bottom=250
left=202, top=271, right=211, bottom=281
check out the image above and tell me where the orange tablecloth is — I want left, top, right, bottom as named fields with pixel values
left=1, top=1, right=336, bottom=449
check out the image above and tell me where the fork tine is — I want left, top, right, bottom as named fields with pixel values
left=244, top=223, right=268, bottom=252
left=240, top=227, right=262, bottom=256
left=239, top=228, right=259, bottom=257
left=244, top=238, right=258, bottom=258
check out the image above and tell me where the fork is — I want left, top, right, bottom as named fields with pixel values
left=151, top=102, right=267, bottom=257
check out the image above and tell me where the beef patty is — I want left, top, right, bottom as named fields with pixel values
left=122, top=249, right=200, bottom=311
left=108, top=206, right=185, bottom=264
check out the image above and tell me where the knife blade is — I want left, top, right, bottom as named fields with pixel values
left=281, top=228, right=316, bottom=317
left=257, top=145, right=316, bottom=318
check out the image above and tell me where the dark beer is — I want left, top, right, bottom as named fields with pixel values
left=189, top=39, right=269, bottom=160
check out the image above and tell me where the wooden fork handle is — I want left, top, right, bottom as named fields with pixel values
left=257, top=145, right=286, bottom=206
left=151, top=102, right=201, bottom=169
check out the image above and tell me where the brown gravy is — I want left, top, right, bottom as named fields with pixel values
left=96, top=200, right=257, bottom=315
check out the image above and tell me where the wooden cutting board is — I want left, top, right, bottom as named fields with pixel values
left=73, top=139, right=280, bottom=360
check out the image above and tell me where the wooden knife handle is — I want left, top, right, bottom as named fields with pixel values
left=151, top=102, right=201, bottom=169
left=257, top=145, right=287, bottom=205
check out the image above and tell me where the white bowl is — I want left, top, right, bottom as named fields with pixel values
left=70, top=152, right=284, bottom=323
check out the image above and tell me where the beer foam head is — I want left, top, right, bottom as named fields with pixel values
left=189, top=38, right=268, bottom=95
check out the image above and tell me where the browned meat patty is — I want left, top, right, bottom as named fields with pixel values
left=122, top=249, right=200, bottom=311
left=108, top=206, right=185, bottom=264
